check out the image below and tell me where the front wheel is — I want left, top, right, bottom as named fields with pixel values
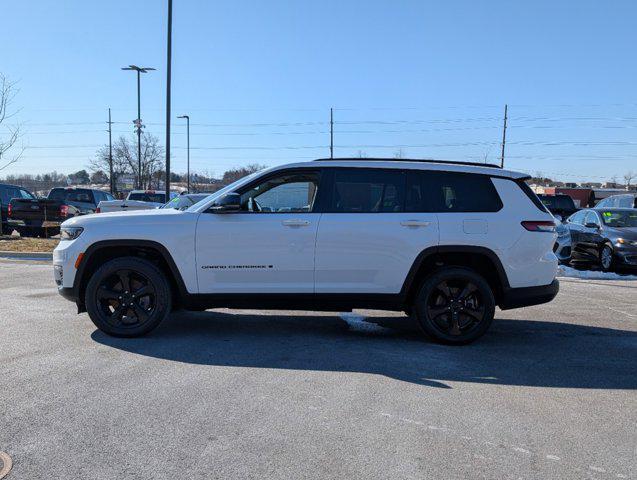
left=85, top=256, right=172, bottom=337
left=413, top=267, right=495, bottom=345
left=600, top=244, right=614, bottom=272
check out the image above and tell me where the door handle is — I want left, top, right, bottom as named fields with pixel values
left=282, top=219, right=310, bottom=227
left=400, top=220, right=431, bottom=227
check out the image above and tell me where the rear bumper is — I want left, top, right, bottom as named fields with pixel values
left=7, top=219, right=60, bottom=228
left=499, top=279, right=559, bottom=310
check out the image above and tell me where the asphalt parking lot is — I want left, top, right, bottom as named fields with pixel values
left=0, top=261, right=635, bottom=480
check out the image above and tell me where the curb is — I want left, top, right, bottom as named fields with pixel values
left=0, top=251, right=53, bottom=260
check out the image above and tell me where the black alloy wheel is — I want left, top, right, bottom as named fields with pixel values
left=414, top=267, right=495, bottom=345
left=85, top=257, right=171, bottom=337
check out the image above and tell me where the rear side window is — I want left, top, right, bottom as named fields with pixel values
left=0, top=186, right=22, bottom=204
left=568, top=211, right=586, bottom=225
left=328, top=169, right=405, bottom=213
left=128, top=193, right=166, bottom=203
left=406, top=171, right=502, bottom=213
left=516, top=181, right=549, bottom=213
left=618, top=196, right=635, bottom=208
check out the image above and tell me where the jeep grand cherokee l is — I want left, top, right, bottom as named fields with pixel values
left=53, top=159, right=559, bottom=345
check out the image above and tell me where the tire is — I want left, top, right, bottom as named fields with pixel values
left=17, top=227, right=35, bottom=238
left=413, top=267, right=496, bottom=345
left=599, top=243, right=614, bottom=272
left=84, top=256, right=172, bottom=337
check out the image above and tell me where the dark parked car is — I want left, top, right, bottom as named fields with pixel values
left=565, top=208, right=637, bottom=271
left=8, top=187, right=114, bottom=237
left=595, top=193, right=637, bottom=209
left=0, top=183, right=37, bottom=235
left=161, top=193, right=212, bottom=211
left=538, top=193, right=578, bottom=220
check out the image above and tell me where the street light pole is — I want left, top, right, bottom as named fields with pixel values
left=121, top=65, right=155, bottom=189
left=165, top=0, right=173, bottom=201
left=177, top=115, right=190, bottom=192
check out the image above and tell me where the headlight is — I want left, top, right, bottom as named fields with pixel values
left=60, top=227, right=84, bottom=241
left=617, top=238, right=637, bottom=246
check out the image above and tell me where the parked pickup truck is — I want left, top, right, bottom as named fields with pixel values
left=96, top=190, right=178, bottom=213
left=8, top=187, right=114, bottom=237
left=1, top=183, right=37, bottom=235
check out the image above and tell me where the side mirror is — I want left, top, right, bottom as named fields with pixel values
left=584, top=222, right=599, bottom=229
left=210, top=192, right=241, bottom=212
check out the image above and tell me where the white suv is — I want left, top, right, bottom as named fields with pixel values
left=54, top=159, right=559, bottom=344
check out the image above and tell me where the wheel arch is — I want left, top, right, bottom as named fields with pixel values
left=74, top=240, right=188, bottom=312
left=401, top=246, right=510, bottom=305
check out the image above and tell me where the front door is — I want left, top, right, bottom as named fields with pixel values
left=195, top=169, right=322, bottom=293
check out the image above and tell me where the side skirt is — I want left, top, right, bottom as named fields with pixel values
left=181, top=293, right=408, bottom=312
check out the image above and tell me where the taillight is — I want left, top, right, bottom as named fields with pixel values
left=7, top=203, right=11, bottom=217
left=95, top=207, right=101, bottom=213
left=60, top=205, right=69, bottom=217
left=521, top=220, right=556, bottom=232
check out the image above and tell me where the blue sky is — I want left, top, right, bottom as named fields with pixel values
left=1, top=0, right=636, bottom=181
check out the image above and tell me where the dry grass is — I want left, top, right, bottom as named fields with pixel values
left=0, top=235, right=59, bottom=253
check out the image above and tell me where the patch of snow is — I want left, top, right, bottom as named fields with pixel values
left=557, top=265, right=637, bottom=281
left=339, top=312, right=390, bottom=334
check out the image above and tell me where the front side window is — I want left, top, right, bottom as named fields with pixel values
left=584, top=211, right=600, bottom=227
left=328, top=169, right=404, bottom=213
left=239, top=171, right=319, bottom=213
left=406, top=171, right=502, bottom=213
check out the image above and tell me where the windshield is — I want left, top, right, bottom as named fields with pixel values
left=540, top=195, right=574, bottom=210
left=600, top=210, right=637, bottom=228
left=49, top=188, right=94, bottom=204
left=128, top=192, right=166, bottom=203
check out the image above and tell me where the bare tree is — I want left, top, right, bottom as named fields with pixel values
left=221, top=164, right=266, bottom=185
left=0, top=74, right=23, bottom=171
left=356, top=150, right=368, bottom=158
left=89, top=133, right=165, bottom=190
left=393, top=148, right=406, bottom=159
left=623, top=171, right=635, bottom=190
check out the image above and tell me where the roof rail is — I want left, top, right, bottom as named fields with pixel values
left=314, top=157, right=503, bottom=169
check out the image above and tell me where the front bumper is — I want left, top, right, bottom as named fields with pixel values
left=615, top=246, right=637, bottom=267
left=499, top=279, right=559, bottom=310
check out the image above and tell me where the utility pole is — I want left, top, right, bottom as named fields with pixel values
left=330, top=107, right=334, bottom=159
left=165, top=0, right=173, bottom=201
left=108, top=108, right=113, bottom=194
left=178, top=115, right=190, bottom=192
left=500, top=104, right=508, bottom=168
left=121, top=65, right=155, bottom=189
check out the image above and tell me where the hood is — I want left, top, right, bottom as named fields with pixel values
left=61, top=207, right=186, bottom=228
left=605, top=226, right=637, bottom=241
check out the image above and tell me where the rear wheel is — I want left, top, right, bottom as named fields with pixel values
left=85, top=257, right=172, bottom=337
left=413, top=267, right=495, bottom=345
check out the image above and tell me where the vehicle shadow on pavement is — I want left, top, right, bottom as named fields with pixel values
left=91, top=310, right=637, bottom=390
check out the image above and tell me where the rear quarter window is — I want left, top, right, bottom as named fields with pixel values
left=406, top=171, right=503, bottom=213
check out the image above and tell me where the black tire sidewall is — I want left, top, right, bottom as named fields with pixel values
left=85, top=256, right=172, bottom=337
left=414, top=267, right=495, bottom=345
left=600, top=244, right=614, bottom=272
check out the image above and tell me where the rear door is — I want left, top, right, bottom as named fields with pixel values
left=568, top=210, right=588, bottom=261
left=314, top=168, right=439, bottom=294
